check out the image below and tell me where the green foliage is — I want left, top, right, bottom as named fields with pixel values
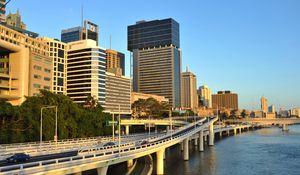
left=132, top=98, right=170, bottom=118
left=0, top=90, right=112, bottom=144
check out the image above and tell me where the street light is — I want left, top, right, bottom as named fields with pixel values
left=40, top=105, right=58, bottom=146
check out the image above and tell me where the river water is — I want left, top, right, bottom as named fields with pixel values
left=160, top=125, right=300, bottom=175
left=104, top=125, right=300, bottom=175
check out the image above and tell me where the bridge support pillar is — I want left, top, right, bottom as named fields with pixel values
left=194, top=137, right=198, bottom=146
left=209, top=124, right=214, bottom=146
left=180, top=142, right=184, bottom=151
left=156, top=148, right=165, bottom=175
left=127, top=159, right=134, bottom=167
left=240, top=128, right=242, bottom=133
left=97, top=166, right=108, bottom=175
left=227, top=130, right=230, bottom=136
left=155, top=126, right=158, bottom=133
left=166, top=126, right=170, bottom=133
left=125, top=125, right=130, bottom=135
left=234, top=128, right=237, bottom=135
left=199, top=130, right=204, bottom=152
left=183, top=138, right=189, bottom=160
left=282, top=124, right=289, bottom=131
left=74, top=172, right=82, bottom=175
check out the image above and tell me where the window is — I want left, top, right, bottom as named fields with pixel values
left=44, top=77, right=51, bottom=81
left=58, top=63, right=64, bottom=72
left=58, top=49, right=64, bottom=58
left=33, top=84, right=41, bottom=88
left=44, top=68, right=51, bottom=73
left=44, top=86, right=51, bottom=90
left=33, top=65, right=42, bottom=70
left=58, top=78, right=64, bottom=86
left=34, top=74, right=42, bottom=79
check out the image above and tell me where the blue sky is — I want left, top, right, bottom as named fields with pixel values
left=6, top=0, right=300, bottom=110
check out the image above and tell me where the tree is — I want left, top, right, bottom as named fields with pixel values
left=0, top=90, right=112, bottom=144
left=131, top=98, right=170, bottom=118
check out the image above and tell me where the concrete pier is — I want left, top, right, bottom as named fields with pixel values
left=156, top=149, right=165, bottom=175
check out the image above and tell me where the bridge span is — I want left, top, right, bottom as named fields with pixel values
left=225, top=118, right=300, bottom=131
left=0, top=117, right=259, bottom=175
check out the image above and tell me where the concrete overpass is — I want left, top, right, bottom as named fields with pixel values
left=0, top=117, right=259, bottom=175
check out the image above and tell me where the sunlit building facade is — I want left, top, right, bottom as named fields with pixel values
left=181, top=68, right=198, bottom=111
left=212, top=91, right=238, bottom=110
left=0, top=24, right=51, bottom=105
left=66, top=39, right=106, bottom=105
left=128, top=18, right=181, bottom=108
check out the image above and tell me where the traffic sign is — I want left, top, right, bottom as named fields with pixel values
left=106, top=121, right=118, bottom=126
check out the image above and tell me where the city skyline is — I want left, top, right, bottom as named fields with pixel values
left=6, top=0, right=300, bottom=110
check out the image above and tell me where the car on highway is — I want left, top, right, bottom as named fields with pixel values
left=6, top=153, right=30, bottom=163
left=103, top=142, right=115, bottom=147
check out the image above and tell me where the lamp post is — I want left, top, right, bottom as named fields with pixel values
left=40, top=105, right=58, bottom=146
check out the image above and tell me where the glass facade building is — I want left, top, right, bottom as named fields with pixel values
left=61, top=20, right=99, bottom=45
left=128, top=18, right=182, bottom=108
left=128, top=18, right=180, bottom=51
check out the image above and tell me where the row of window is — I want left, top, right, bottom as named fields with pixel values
left=33, top=83, right=50, bottom=90
left=33, top=74, right=51, bottom=81
left=33, top=65, right=51, bottom=73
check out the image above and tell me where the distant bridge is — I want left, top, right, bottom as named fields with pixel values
left=225, top=118, right=300, bottom=130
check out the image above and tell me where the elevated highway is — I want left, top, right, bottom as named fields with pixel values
left=0, top=117, right=259, bottom=175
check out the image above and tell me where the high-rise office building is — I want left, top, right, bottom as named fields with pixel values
left=105, top=72, right=131, bottom=114
left=198, top=85, right=212, bottom=108
left=181, top=67, right=198, bottom=111
left=0, top=24, right=51, bottom=105
left=268, top=105, right=275, bottom=113
left=61, top=20, right=99, bottom=44
left=66, top=39, right=106, bottom=105
left=261, top=96, right=268, bottom=113
left=128, top=18, right=181, bottom=108
left=42, top=38, right=67, bottom=95
left=106, top=49, right=125, bottom=75
left=0, top=0, right=6, bottom=22
left=212, top=91, right=238, bottom=110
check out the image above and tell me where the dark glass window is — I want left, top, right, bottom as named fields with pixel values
left=58, top=49, right=64, bottom=58
left=58, top=63, right=64, bottom=72
left=58, top=78, right=64, bottom=86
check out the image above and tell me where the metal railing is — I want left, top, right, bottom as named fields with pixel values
left=0, top=117, right=219, bottom=174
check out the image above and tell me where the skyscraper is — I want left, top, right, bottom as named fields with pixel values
left=198, top=85, right=212, bottom=108
left=0, top=0, right=6, bottom=22
left=212, top=91, right=238, bottom=110
left=181, top=67, right=198, bottom=111
left=128, top=18, right=181, bottom=108
left=261, top=96, right=268, bottom=113
left=66, top=39, right=106, bottom=106
left=106, top=49, right=125, bottom=75
left=61, top=20, right=99, bottom=44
